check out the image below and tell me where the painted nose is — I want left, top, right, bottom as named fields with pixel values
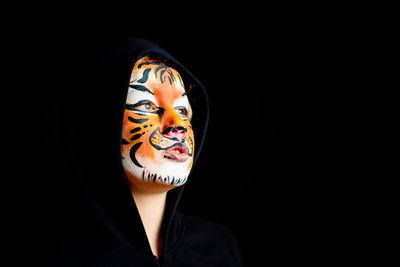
left=163, top=126, right=187, bottom=142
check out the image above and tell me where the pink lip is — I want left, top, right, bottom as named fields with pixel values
left=163, top=144, right=189, bottom=162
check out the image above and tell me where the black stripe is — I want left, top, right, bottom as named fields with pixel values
left=121, top=138, right=129, bottom=145
left=137, top=68, right=151, bottom=83
left=160, top=69, right=166, bottom=83
left=129, top=142, right=143, bottom=168
left=154, top=64, right=165, bottom=78
left=129, top=84, right=154, bottom=95
left=128, top=117, right=149, bottom=124
left=125, top=104, right=152, bottom=115
left=177, top=74, right=184, bottom=88
left=130, top=127, right=141, bottom=134
left=125, top=104, right=137, bottom=111
left=138, top=61, right=162, bottom=68
left=130, top=133, right=142, bottom=141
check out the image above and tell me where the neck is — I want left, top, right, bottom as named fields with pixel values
left=131, top=188, right=167, bottom=259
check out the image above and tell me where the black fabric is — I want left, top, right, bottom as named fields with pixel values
left=36, top=38, right=243, bottom=266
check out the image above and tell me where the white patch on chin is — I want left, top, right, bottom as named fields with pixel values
left=122, top=153, right=192, bottom=186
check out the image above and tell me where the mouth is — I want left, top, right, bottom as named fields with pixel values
left=163, top=143, right=189, bottom=162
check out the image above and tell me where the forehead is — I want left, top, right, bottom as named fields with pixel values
left=130, top=57, right=185, bottom=94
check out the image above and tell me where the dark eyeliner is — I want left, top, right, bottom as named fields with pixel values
left=126, top=100, right=159, bottom=113
left=175, top=106, right=188, bottom=114
left=132, top=99, right=154, bottom=107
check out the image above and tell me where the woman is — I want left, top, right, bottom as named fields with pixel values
left=50, top=38, right=243, bottom=266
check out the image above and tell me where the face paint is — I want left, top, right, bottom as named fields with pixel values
left=121, top=56, right=194, bottom=189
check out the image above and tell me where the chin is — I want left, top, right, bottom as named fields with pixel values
left=122, top=154, right=193, bottom=188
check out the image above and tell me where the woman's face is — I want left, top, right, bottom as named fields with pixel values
left=121, top=57, right=194, bottom=190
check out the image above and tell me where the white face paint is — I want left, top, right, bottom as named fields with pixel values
left=121, top=57, right=194, bottom=191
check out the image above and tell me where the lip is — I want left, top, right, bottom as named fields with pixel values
left=163, top=143, right=189, bottom=162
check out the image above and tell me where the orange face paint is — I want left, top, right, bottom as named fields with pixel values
left=121, top=56, right=194, bottom=188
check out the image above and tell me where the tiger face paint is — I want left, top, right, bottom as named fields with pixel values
left=121, top=56, right=194, bottom=191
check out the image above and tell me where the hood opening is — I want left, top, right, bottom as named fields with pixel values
left=62, top=38, right=209, bottom=255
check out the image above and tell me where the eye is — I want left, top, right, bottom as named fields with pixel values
left=133, top=100, right=159, bottom=112
left=175, top=106, right=188, bottom=118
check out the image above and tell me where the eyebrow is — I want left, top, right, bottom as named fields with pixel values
left=129, top=84, right=154, bottom=95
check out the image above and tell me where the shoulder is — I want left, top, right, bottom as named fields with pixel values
left=172, top=213, right=243, bottom=266
left=180, top=213, right=237, bottom=243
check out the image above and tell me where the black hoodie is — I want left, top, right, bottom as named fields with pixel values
left=41, top=38, right=244, bottom=266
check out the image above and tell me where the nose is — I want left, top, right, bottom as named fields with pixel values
left=163, top=126, right=187, bottom=142
left=161, top=108, right=187, bottom=141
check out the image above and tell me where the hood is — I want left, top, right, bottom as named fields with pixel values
left=60, top=38, right=209, bottom=256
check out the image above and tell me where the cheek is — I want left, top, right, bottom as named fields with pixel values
left=136, top=129, right=156, bottom=160
left=185, top=123, right=195, bottom=151
left=121, top=111, right=160, bottom=161
left=186, top=123, right=195, bottom=170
